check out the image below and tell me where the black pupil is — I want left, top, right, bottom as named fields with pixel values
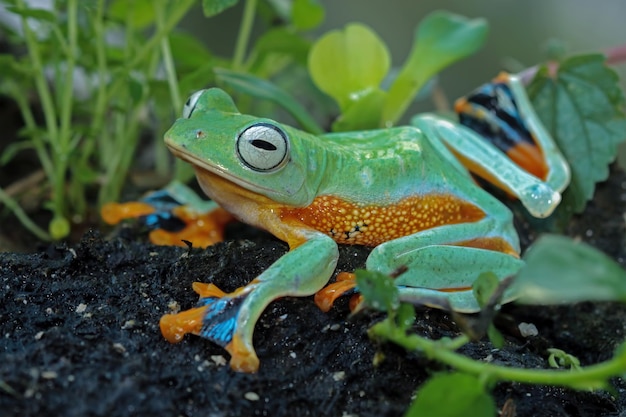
left=251, top=139, right=277, bottom=151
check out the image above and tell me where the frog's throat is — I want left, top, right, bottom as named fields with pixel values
left=166, top=143, right=277, bottom=196
left=191, top=166, right=301, bottom=243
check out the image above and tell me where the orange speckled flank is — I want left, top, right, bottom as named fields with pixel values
left=281, top=194, right=486, bottom=247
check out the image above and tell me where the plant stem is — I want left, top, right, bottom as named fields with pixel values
left=91, top=0, right=110, bottom=162
left=232, top=0, right=258, bottom=71
left=371, top=318, right=626, bottom=390
left=0, top=187, right=51, bottom=241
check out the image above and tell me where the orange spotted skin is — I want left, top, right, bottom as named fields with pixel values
left=281, top=193, right=486, bottom=247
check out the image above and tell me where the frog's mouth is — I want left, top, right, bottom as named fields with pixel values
left=165, top=141, right=277, bottom=197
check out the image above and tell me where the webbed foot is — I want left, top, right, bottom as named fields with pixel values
left=314, top=272, right=361, bottom=312
left=159, top=282, right=260, bottom=372
left=101, top=186, right=233, bottom=248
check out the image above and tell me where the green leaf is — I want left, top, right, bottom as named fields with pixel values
left=486, top=325, right=504, bottom=349
left=516, top=234, right=626, bottom=305
left=0, top=140, right=34, bottom=165
left=202, top=0, right=239, bottom=17
left=406, top=373, right=496, bottom=417
left=0, top=54, right=27, bottom=78
left=291, top=0, right=324, bottom=30
left=252, top=28, right=311, bottom=66
left=108, top=0, right=155, bottom=28
left=382, top=11, right=488, bottom=126
left=214, top=68, right=323, bottom=134
left=177, top=62, right=219, bottom=96
left=6, top=6, right=57, bottom=23
left=331, top=89, right=386, bottom=132
left=355, top=269, right=399, bottom=313
left=308, top=23, right=390, bottom=113
left=472, top=271, right=500, bottom=308
left=169, top=31, right=215, bottom=71
left=527, top=54, right=626, bottom=215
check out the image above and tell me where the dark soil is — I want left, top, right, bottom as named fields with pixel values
left=2, top=168, right=626, bottom=417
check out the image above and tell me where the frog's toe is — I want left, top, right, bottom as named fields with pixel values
left=101, top=201, right=156, bottom=225
left=161, top=292, right=246, bottom=348
left=314, top=272, right=358, bottom=312
left=160, top=305, right=207, bottom=343
left=225, top=334, right=260, bottom=373
left=192, top=282, right=227, bottom=298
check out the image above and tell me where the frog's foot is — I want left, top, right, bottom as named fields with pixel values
left=148, top=206, right=232, bottom=247
left=101, top=201, right=156, bottom=225
left=159, top=282, right=260, bottom=372
left=314, top=272, right=361, bottom=312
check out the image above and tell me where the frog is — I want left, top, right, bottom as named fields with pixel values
left=150, top=72, right=569, bottom=373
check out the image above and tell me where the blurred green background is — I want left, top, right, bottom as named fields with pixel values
left=184, top=0, right=626, bottom=97
left=182, top=0, right=626, bottom=158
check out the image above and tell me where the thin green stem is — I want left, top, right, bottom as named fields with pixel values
left=371, top=319, right=626, bottom=390
left=154, top=1, right=183, bottom=177
left=56, top=0, right=79, bottom=208
left=9, top=84, right=54, bottom=178
left=91, top=0, right=110, bottom=162
left=232, top=0, right=258, bottom=71
left=17, top=0, right=59, bottom=144
left=156, top=3, right=182, bottom=113
left=0, top=187, right=51, bottom=241
left=103, top=0, right=195, bottom=105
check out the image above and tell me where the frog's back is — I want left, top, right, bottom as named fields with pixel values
left=315, top=126, right=469, bottom=203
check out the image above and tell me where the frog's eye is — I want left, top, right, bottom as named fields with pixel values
left=237, top=123, right=289, bottom=172
left=182, top=90, right=205, bottom=118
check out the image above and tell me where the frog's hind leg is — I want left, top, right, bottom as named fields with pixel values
left=412, top=74, right=570, bottom=219
left=366, top=216, right=523, bottom=313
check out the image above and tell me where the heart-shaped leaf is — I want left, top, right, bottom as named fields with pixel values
left=527, top=55, right=626, bottom=216
left=308, top=23, right=390, bottom=113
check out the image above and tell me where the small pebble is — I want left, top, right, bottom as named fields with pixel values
left=244, top=392, right=260, bottom=401
left=519, top=322, right=539, bottom=337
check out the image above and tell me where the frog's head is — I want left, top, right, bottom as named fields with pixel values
left=164, top=88, right=322, bottom=206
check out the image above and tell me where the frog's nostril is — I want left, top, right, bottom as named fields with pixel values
left=196, top=130, right=205, bottom=139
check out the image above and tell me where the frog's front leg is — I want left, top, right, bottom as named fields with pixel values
left=160, top=231, right=338, bottom=373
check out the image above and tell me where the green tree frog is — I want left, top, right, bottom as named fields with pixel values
left=151, top=73, right=569, bottom=373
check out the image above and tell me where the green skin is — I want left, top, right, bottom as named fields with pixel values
left=164, top=77, right=569, bottom=372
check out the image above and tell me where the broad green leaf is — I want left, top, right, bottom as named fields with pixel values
left=291, top=0, right=324, bottom=30
left=331, top=89, right=386, bottom=132
left=516, top=234, right=626, bottom=305
left=406, top=373, right=496, bottom=417
left=108, top=0, right=155, bottom=29
left=308, top=23, right=390, bottom=113
left=382, top=11, right=488, bottom=126
left=214, top=68, right=323, bottom=134
left=202, top=0, right=239, bottom=17
left=355, top=269, right=399, bottom=313
left=528, top=55, right=626, bottom=215
left=251, top=28, right=311, bottom=66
